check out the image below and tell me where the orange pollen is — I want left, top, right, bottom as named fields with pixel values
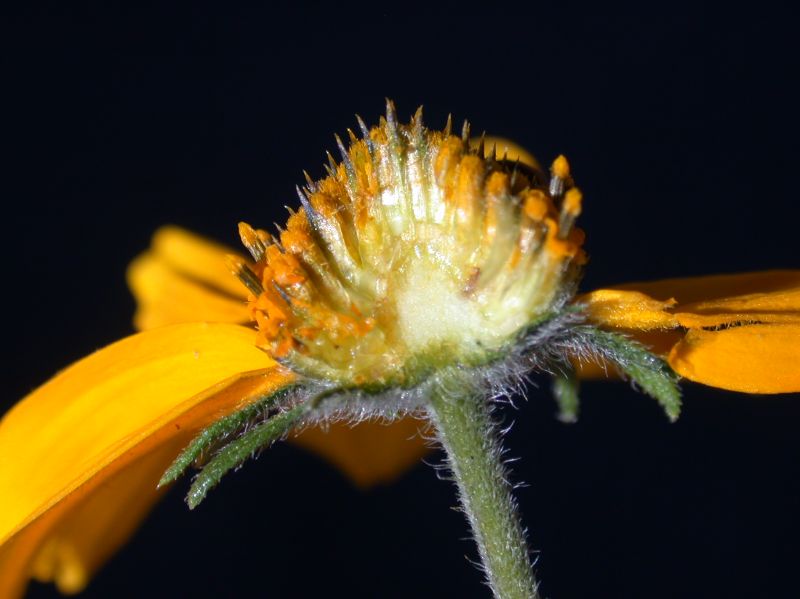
left=563, top=188, right=583, bottom=216
left=523, top=189, right=552, bottom=221
left=552, top=154, right=570, bottom=179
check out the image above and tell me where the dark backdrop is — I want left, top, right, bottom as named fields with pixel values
left=4, top=4, right=799, bottom=598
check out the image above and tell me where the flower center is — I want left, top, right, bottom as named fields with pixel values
left=395, top=258, right=491, bottom=353
left=230, top=104, right=586, bottom=387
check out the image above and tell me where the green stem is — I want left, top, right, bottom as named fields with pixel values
left=428, top=373, right=539, bottom=599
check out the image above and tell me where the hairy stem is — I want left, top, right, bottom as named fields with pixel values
left=428, top=373, right=539, bottom=599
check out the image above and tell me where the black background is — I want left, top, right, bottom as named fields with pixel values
left=4, top=3, right=800, bottom=598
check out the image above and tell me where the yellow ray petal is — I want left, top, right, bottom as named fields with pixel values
left=292, top=417, right=430, bottom=487
left=150, top=226, right=249, bottom=299
left=673, top=286, right=800, bottom=327
left=580, top=289, right=679, bottom=330
left=0, top=323, right=291, bottom=598
left=579, top=272, right=800, bottom=387
left=28, top=443, right=174, bottom=594
left=128, top=252, right=250, bottom=330
left=583, top=270, right=800, bottom=331
left=669, top=324, right=800, bottom=393
left=128, top=228, right=431, bottom=490
left=615, top=270, right=800, bottom=304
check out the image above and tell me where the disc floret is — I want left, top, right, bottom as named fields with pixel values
left=231, top=103, right=586, bottom=388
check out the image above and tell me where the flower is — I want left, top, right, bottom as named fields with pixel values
left=1, top=104, right=797, bottom=597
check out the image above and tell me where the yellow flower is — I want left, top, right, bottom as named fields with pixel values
left=1, top=105, right=798, bottom=597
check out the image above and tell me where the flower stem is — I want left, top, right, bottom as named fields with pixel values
left=428, top=373, right=539, bottom=599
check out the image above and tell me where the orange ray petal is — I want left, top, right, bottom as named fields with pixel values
left=669, top=324, right=800, bottom=393
left=28, top=443, right=175, bottom=594
left=150, top=226, right=250, bottom=299
left=614, top=270, right=800, bottom=304
left=580, top=289, right=679, bottom=330
left=673, top=286, right=800, bottom=327
left=579, top=271, right=800, bottom=388
left=292, top=417, right=430, bottom=488
left=128, top=252, right=250, bottom=330
left=583, top=270, right=800, bottom=331
left=0, top=323, right=290, bottom=597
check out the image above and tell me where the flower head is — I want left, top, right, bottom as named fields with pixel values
left=0, top=102, right=797, bottom=598
left=232, top=102, right=585, bottom=388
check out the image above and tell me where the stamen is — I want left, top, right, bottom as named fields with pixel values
left=557, top=188, right=583, bottom=239
left=303, top=170, right=317, bottom=193
left=225, top=255, right=264, bottom=295
left=272, top=282, right=293, bottom=303
left=411, top=106, right=425, bottom=144
left=461, top=120, right=471, bottom=144
left=335, top=134, right=356, bottom=194
left=563, top=188, right=582, bottom=216
left=355, top=114, right=371, bottom=141
left=238, top=222, right=267, bottom=261
left=412, top=105, right=424, bottom=128
left=475, top=132, right=486, bottom=158
left=523, top=189, right=550, bottom=222
left=509, top=158, right=521, bottom=189
left=552, top=154, right=570, bottom=179
left=295, top=185, right=320, bottom=228
left=385, top=98, right=399, bottom=134
left=549, top=154, right=570, bottom=199
left=334, top=134, right=353, bottom=173
left=325, top=151, right=337, bottom=174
